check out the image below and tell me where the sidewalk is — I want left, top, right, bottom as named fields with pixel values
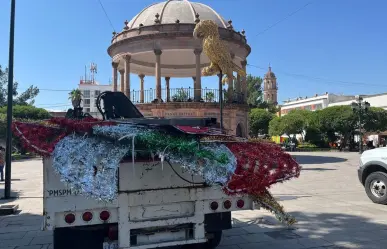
left=0, top=158, right=52, bottom=249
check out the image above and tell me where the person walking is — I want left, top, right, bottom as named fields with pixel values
left=0, top=146, right=5, bottom=181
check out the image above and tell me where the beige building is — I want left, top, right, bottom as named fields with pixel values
left=280, top=92, right=354, bottom=116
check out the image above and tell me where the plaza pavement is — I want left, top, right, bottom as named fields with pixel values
left=1, top=152, right=387, bottom=249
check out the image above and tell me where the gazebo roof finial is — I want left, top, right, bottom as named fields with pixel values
left=123, top=20, right=129, bottom=30
left=195, top=13, right=200, bottom=23
left=155, top=13, right=161, bottom=24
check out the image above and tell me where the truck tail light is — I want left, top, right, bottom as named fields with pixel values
left=223, top=200, right=232, bottom=209
left=82, top=211, right=93, bottom=222
left=64, top=213, right=75, bottom=224
left=236, top=199, right=245, bottom=209
left=100, top=210, right=110, bottom=221
left=108, top=225, right=118, bottom=241
left=210, top=201, right=219, bottom=211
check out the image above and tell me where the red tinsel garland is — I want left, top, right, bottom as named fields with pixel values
left=12, top=122, right=66, bottom=156
left=12, top=118, right=116, bottom=156
left=225, top=142, right=301, bottom=195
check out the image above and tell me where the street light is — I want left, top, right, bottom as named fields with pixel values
left=351, top=95, right=370, bottom=154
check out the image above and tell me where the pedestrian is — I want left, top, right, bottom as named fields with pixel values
left=0, top=146, right=5, bottom=182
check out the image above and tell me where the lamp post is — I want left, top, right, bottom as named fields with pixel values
left=351, top=95, right=370, bottom=154
left=4, top=0, right=16, bottom=199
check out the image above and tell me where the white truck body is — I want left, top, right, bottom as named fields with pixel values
left=43, top=157, right=257, bottom=249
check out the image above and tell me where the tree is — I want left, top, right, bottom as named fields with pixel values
left=269, top=117, right=284, bottom=137
left=318, top=106, right=356, bottom=144
left=172, top=89, right=189, bottom=102
left=246, top=75, right=263, bottom=107
left=249, top=108, right=274, bottom=136
left=0, top=65, right=39, bottom=106
left=0, top=105, right=51, bottom=120
left=363, top=107, right=387, bottom=133
left=281, top=113, right=305, bottom=137
left=69, top=89, right=83, bottom=108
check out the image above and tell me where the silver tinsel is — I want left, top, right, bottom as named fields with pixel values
left=93, top=124, right=146, bottom=140
left=167, top=144, right=237, bottom=185
left=51, top=125, right=238, bottom=202
left=52, top=134, right=130, bottom=202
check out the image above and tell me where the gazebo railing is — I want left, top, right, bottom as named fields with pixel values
left=129, top=88, right=245, bottom=104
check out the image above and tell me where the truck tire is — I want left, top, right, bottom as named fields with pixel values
left=365, top=171, right=387, bottom=204
left=204, top=231, right=222, bottom=249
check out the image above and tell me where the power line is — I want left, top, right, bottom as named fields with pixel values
left=255, top=1, right=314, bottom=37
left=35, top=102, right=71, bottom=106
left=97, top=0, right=116, bottom=32
left=247, top=64, right=386, bottom=88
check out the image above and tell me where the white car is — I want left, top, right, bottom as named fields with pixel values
left=358, top=147, right=387, bottom=204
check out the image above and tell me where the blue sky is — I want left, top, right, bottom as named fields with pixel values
left=0, top=0, right=386, bottom=110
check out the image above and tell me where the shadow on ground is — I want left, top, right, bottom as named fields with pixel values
left=0, top=212, right=50, bottom=248
left=227, top=211, right=387, bottom=249
left=0, top=189, right=22, bottom=202
left=302, top=168, right=337, bottom=171
left=293, top=155, right=347, bottom=165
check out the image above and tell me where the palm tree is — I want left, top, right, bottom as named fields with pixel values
left=69, top=89, right=83, bottom=108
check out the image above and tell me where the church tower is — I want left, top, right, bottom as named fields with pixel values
left=263, top=66, right=278, bottom=105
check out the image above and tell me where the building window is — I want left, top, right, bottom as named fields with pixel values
left=315, top=104, right=323, bottom=110
left=85, top=108, right=90, bottom=113
left=304, top=105, right=311, bottom=110
left=83, top=90, right=90, bottom=98
left=95, top=90, right=101, bottom=96
left=84, top=99, right=90, bottom=107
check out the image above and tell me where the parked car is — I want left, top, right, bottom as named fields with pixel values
left=358, top=147, right=387, bottom=204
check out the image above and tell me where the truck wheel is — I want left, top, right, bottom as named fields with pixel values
left=365, top=172, right=387, bottom=204
left=201, top=231, right=222, bottom=249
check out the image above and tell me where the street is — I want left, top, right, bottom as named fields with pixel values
left=1, top=152, right=387, bottom=249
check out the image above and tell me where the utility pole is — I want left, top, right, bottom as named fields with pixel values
left=351, top=95, right=370, bottom=154
left=5, top=0, right=16, bottom=199
left=217, top=72, right=223, bottom=132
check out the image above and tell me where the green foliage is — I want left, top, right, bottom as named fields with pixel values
left=0, top=105, right=51, bottom=120
left=267, top=104, right=387, bottom=148
left=297, top=142, right=317, bottom=148
left=205, top=92, right=215, bottom=102
left=246, top=75, right=263, bottom=107
left=281, top=115, right=304, bottom=136
left=363, top=107, right=387, bottom=132
left=268, top=117, right=284, bottom=136
left=69, top=89, right=83, bottom=101
left=249, top=108, right=274, bottom=136
left=172, top=89, right=189, bottom=102
left=318, top=106, right=356, bottom=143
left=0, top=65, right=39, bottom=106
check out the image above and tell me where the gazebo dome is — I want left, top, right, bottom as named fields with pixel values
left=127, top=0, right=228, bottom=29
left=108, top=0, right=250, bottom=78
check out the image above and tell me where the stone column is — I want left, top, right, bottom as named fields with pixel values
left=165, top=77, right=171, bottom=102
left=154, top=49, right=162, bottom=101
left=119, top=70, right=125, bottom=93
left=236, top=73, right=241, bottom=102
left=241, top=60, right=247, bottom=103
left=112, top=62, right=118, bottom=92
left=194, top=49, right=202, bottom=101
left=139, top=74, right=145, bottom=103
left=227, top=53, right=235, bottom=103
left=124, top=55, right=131, bottom=99
left=192, top=76, right=196, bottom=101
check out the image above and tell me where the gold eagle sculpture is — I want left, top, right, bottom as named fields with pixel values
left=193, top=20, right=246, bottom=79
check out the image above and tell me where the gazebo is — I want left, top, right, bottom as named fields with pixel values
left=107, top=0, right=251, bottom=137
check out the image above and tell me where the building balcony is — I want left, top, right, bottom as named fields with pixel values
left=128, top=87, right=246, bottom=105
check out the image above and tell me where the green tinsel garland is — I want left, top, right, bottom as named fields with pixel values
left=136, top=131, right=229, bottom=164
